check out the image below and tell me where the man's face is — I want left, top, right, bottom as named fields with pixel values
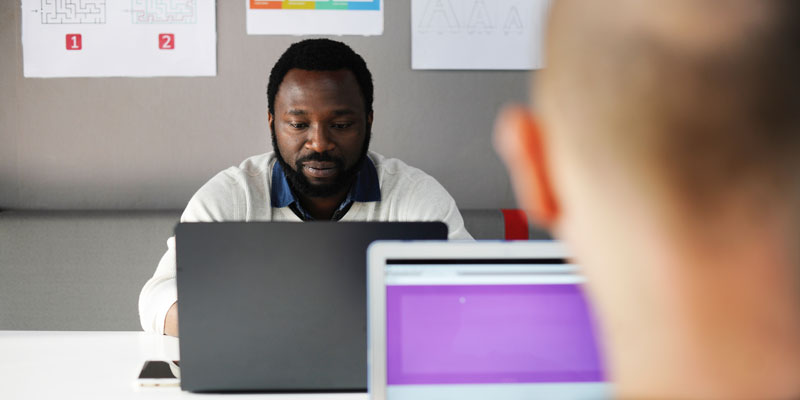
left=269, top=69, right=372, bottom=198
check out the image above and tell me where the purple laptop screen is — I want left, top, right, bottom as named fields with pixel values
left=386, top=284, right=605, bottom=385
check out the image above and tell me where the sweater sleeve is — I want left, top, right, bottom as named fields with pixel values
left=138, top=170, right=241, bottom=334
left=402, top=175, right=473, bottom=240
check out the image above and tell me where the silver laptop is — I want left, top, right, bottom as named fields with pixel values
left=367, top=241, right=611, bottom=400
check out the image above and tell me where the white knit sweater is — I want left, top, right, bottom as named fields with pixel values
left=138, top=151, right=472, bottom=334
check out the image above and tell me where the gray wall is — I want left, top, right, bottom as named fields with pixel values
left=0, top=1, right=527, bottom=211
left=0, top=210, right=181, bottom=330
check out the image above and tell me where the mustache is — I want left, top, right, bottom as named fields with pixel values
left=295, top=152, right=345, bottom=168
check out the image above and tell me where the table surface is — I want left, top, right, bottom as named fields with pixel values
left=0, top=331, right=368, bottom=399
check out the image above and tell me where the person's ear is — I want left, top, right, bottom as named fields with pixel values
left=367, top=110, right=374, bottom=127
left=268, top=112, right=274, bottom=129
left=493, top=104, right=560, bottom=229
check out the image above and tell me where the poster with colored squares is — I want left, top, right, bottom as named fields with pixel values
left=246, top=0, right=383, bottom=35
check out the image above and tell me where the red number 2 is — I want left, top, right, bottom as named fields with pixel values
left=159, top=34, right=174, bottom=50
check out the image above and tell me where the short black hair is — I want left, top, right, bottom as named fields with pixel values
left=267, top=38, right=374, bottom=116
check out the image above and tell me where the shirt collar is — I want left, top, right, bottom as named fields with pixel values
left=270, top=156, right=381, bottom=211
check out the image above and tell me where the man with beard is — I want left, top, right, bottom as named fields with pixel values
left=140, top=39, right=471, bottom=336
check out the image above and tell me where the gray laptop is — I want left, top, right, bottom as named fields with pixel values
left=174, top=221, right=447, bottom=393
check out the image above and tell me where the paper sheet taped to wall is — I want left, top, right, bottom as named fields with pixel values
left=246, top=0, right=383, bottom=36
left=22, top=0, right=217, bottom=78
left=412, top=0, right=550, bottom=70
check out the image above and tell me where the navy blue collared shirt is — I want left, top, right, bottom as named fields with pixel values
left=270, top=158, right=381, bottom=221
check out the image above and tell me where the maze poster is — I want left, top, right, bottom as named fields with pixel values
left=22, top=0, right=216, bottom=77
left=246, top=0, right=382, bottom=36
left=411, top=0, right=550, bottom=70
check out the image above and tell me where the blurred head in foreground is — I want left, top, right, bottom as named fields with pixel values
left=494, top=0, right=800, bottom=398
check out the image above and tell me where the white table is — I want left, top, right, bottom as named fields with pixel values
left=0, top=331, right=368, bottom=399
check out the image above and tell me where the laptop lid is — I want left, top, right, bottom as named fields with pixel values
left=367, top=241, right=610, bottom=400
left=175, top=221, right=447, bottom=393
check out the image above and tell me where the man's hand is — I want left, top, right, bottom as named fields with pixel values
left=164, top=302, right=179, bottom=337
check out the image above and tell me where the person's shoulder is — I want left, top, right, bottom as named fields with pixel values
left=228, top=152, right=275, bottom=178
left=199, top=152, right=273, bottom=188
left=370, top=151, right=431, bottom=182
left=182, top=152, right=276, bottom=222
left=370, top=151, right=452, bottom=200
left=369, top=152, right=465, bottom=236
left=203, top=152, right=271, bottom=184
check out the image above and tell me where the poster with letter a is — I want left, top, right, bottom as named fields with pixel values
left=247, top=0, right=383, bottom=36
left=412, top=0, right=550, bottom=70
left=22, top=0, right=217, bottom=78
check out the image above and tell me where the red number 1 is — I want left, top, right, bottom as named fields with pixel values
left=159, top=34, right=174, bottom=50
left=66, top=34, right=82, bottom=50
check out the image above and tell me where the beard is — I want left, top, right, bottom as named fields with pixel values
left=271, top=125, right=371, bottom=199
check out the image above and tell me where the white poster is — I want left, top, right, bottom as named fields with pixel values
left=412, top=0, right=550, bottom=70
left=22, top=0, right=217, bottom=78
left=246, top=0, right=383, bottom=36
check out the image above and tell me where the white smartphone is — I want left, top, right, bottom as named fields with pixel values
left=136, top=360, right=180, bottom=387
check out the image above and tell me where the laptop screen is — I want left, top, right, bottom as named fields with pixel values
left=383, top=258, right=609, bottom=399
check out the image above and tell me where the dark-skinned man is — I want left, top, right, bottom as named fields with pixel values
left=140, top=39, right=472, bottom=336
